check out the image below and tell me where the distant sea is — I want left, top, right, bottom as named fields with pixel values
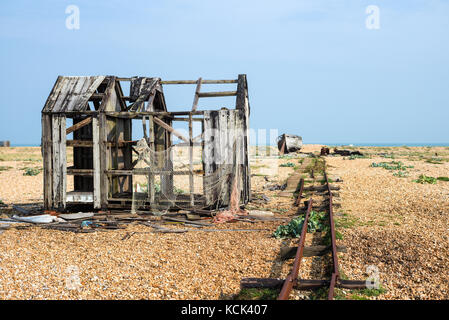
left=9, top=142, right=449, bottom=147
left=253, top=143, right=449, bottom=147
left=311, top=143, right=449, bottom=147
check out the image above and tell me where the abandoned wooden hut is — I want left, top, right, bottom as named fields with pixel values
left=41, top=75, right=251, bottom=212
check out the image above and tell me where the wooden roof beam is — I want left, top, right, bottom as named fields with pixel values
left=153, top=117, right=189, bottom=143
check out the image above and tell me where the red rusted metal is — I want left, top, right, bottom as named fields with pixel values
left=278, top=198, right=313, bottom=300
left=328, top=273, right=337, bottom=299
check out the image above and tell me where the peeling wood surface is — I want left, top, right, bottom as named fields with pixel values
left=42, top=76, right=106, bottom=113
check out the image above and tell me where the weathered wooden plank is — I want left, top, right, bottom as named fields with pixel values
left=67, top=168, right=93, bottom=175
left=188, top=113, right=194, bottom=206
left=198, top=91, right=237, bottom=98
left=148, top=115, right=155, bottom=203
left=99, top=113, right=108, bottom=209
left=71, top=76, right=105, bottom=111
left=191, top=77, right=202, bottom=112
left=52, top=116, right=60, bottom=206
left=51, top=115, right=66, bottom=208
left=60, top=116, right=67, bottom=209
left=203, top=111, right=214, bottom=205
left=42, top=76, right=63, bottom=112
left=41, top=114, right=53, bottom=209
left=160, top=79, right=237, bottom=84
left=106, top=169, right=190, bottom=175
left=67, top=140, right=134, bottom=147
left=280, top=245, right=348, bottom=260
left=92, top=117, right=101, bottom=209
left=66, top=117, right=92, bottom=134
left=65, top=77, right=89, bottom=112
left=218, top=109, right=229, bottom=204
left=236, top=74, right=251, bottom=203
left=241, top=278, right=370, bottom=290
left=161, top=118, right=174, bottom=199
left=153, top=117, right=189, bottom=143
left=53, top=78, right=79, bottom=112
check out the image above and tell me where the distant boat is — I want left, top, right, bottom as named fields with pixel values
left=277, top=134, right=302, bottom=154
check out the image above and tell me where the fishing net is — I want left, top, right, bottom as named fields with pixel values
left=131, top=132, right=246, bottom=221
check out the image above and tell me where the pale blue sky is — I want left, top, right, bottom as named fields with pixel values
left=1, top=0, right=448, bottom=145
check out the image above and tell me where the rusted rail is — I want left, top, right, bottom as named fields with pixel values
left=277, top=165, right=341, bottom=300
left=241, top=158, right=369, bottom=300
left=278, top=199, right=313, bottom=300
left=325, top=171, right=339, bottom=299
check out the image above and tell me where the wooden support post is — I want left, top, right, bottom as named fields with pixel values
left=148, top=115, right=155, bottom=204
left=236, top=74, right=251, bottom=203
left=42, top=114, right=53, bottom=209
left=191, top=77, right=202, bottom=112
left=92, top=116, right=101, bottom=209
left=60, top=116, right=66, bottom=209
left=189, top=113, right=194, bottom=207
left=99, top=113, right=109, bottom=209
left=51, top=115, right=66, bottom=209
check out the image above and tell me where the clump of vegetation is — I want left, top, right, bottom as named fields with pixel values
left=321, top=228, right=343, bottom=246
left=305, top=157, right=325, bottom=176
left=335, top=213, right=358, bottom=229
left=425, top=158, right=444, bottom=164
left=393, top=171, right=408, bottom=178
left=23, top=167, right=41, bottom=176
left=234, top=288, right=280, bottom=300
left=0, top=166, right=12, bottom=172
left=381, top=154, right=395, bottom=159
left=348, top=154, right=369, bottom=160
left=437, top=176, right=449, bottom=182
left=280, top=162, right=295, bottom=167
left=174, top=186, right=185, bottom=194
left=413, top=175, right=437, bottom=184
left=278, top=154, right=295, bottom=159
left=370, top=161, right=412, bottom=171
left=311, top=283, right=386, bottom=300
left=273, top=211, right=327, bottom=238
left=370, top=161, right=414, bottom=178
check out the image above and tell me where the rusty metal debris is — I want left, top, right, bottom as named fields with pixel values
left=333, top=148, right=363, bottom=157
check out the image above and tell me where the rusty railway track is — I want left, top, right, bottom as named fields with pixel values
left=241, top=158, right=372, bottom=300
